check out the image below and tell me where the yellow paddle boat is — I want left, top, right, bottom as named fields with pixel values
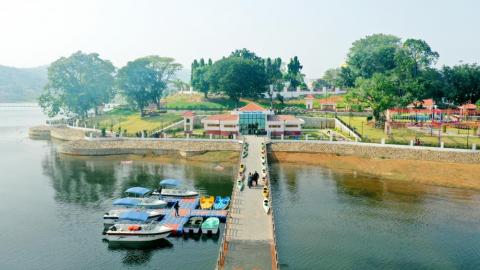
left=262, top=187, right=269, bottom=198
left=200, top=196, right=214, bottom=209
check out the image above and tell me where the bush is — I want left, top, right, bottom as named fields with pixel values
left=366, top=115, right=373, bottom=121
left=101, top=127, right=106, bottom=137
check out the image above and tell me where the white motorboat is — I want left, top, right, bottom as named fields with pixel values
left=104, top=198, right=165, bottom=225
left=161, top=188, right=198, bottom=197
left=124, top=187, right=167, bottom=209
left=105, top=211, right=172, bottom=243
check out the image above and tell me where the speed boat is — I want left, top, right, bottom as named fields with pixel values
left=105, top=211, right=172, bottom=243
left=160, top=188, right=198, bottom=197
left=153, top=179, right=199, bottom=197
left=103, top=198, right=165, bottom=225
left=263, top=199, right=270, bottom=214
left=124, top=187, right=167, bottom=209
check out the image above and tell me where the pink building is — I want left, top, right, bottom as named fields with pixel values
left=201, top=103, right=304, bottom=137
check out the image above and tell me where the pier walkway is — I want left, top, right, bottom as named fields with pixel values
left=217, top=135, right=278, bottom=270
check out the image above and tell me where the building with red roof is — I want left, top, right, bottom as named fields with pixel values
left=201, top=103, right=304, bottom=137
left=407, top=99, right=436, bottom=110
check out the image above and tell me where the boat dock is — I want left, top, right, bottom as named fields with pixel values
left=157, top=197, right=228, bottom=235
left=217, top=135, right=279, bottom=270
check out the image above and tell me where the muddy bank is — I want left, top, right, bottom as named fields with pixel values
left=270, top=152, right=480, bottom=190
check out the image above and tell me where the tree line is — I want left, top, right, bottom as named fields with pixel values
left=315, top=34, right=480, bottom=125
left=39, top=51, right=182, bottom=118
left=190, top=48, right=306, bottom=106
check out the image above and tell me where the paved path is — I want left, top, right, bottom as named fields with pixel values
left=220, top=135, right=277, bottom=270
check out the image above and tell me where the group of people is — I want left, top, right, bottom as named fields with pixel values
left=248, top=171, right=260, bottom=188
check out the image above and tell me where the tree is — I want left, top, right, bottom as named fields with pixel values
left=346, top=34, right=401, bottom=79
left=347, top=73, right=409, bottom=126
left=442, top=64, right=480, bottom=104
left=38, top=51, right=115, bottom=118
left=265, top=57, right=284, bottom=104
left=230, top=48, right=263, bottom=63
left=312, top=79, right=330, bottom=90
left=209, top=56, right=268, bottom=106
left=322, top=68, right=342, bottom=88
left=116, top=56, right=181, bottom=115
left=191, top=65, right=211, bottom=98
left=116, top=58, right=154, bottom=116
left=145, top=56, right=182, bottom=109
left=286, top=56, right=304, bottom=90
left=396, top=39, right=439, bottom=78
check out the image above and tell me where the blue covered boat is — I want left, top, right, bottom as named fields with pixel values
left=124, top=187, right=167, bottom=209
left=213, top=196, right=230, bottom=210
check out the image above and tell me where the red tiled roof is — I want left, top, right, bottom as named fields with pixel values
left=408, top=98, right=435, bottom=108
left=238, top=103, right=266, bottom=112
left=305, top=94, right=315, bottom=99
left=318, top=99, right=336, bottom=104
left=204, top=114, right=238, bottom=121
left=459, top=103, right=477, bottom=110
left=182, top=111, right=195, bottom=117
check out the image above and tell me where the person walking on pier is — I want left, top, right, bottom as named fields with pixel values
left=248, top=172, right=253, bottom=188
left=174, top=201, right=180, bottom=217
left=253, top=171, right=259, bottom=187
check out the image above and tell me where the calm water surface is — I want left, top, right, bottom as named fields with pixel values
left=1, top=104, right=479, bottom=270
left=270, top=163, right=480, bottom=269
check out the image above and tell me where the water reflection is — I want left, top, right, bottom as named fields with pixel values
left=42, top=151, right=235, bottom=206
left=108, top=239, right=174, bottom=266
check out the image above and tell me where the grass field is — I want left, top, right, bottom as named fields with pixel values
left=85, top=108, right=182, bottom=135
left=339, top=116, right=480, bottom=149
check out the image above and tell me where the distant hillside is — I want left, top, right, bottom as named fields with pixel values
left=0, top=65, right=48, bottom=102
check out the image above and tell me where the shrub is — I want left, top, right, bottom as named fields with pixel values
left=101, top=127, right=106, bottom=137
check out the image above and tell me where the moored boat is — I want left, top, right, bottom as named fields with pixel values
left=237, top=179, right=244, bottom=191
left=183, top=217, right=203, bottom=234
left=201, top=217, right=220, bottom=235
left=161, top=188, right=198, bottom=197
left=105, top=211, right=172, bottom=243
left=213, top=196, right=230, bottom=210
left=104, top=198, right=164, bottom=225
left=262, top=187, right=269, bottom=198
left=200, top=196, right=214, bottom=209
left=124, top=187, right=167, bottom=209
left=263, top=199, right=270, bottom=214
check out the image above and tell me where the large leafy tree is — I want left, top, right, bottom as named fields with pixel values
left=209, top=56, right=268, bottom=106
left=38, top=51, right=115, bottom=118
left=347, top=73, right=409, bottom=125
left=230, top=48, right=263, bottom=63
left=442, top=64, right=480, bottom=104
left=345, top=34, right=401, bottom=79
left=116, top=56, right=181, bottom=115
left=321, top=68, right=342, bottom=88
left=286, top=56, right=304, bottom=90
left=145, top=56, right=182, bottom=108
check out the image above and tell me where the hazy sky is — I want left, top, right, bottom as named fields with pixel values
left=0, top=0, right=479, bottom=78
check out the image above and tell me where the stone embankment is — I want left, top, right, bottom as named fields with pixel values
left=271, top=140, right=480, bottom=164
left=59, top=138, right=241, bottom=157
left=29, top=125, right=86, bottom=141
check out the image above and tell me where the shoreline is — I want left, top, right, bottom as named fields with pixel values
left=270, top=152, right=480, bottom=191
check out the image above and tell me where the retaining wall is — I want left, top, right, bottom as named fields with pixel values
left=270, top=140, right=480, bottom=164
left=29, top=125, right=86, bottom=141
left=59, top=138, right=241, bottom=156
left=298, top=117, right=335, bottom=129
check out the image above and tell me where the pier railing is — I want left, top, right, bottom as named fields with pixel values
left=265, top=140, right=280, bottom=270
left=216, top=138, right=244, bottom=269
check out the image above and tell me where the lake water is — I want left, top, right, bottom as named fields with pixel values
left=1, top=104, right=479, bottom=270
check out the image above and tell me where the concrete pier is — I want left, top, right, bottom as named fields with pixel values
left=218, top=136, right=278, bottom=270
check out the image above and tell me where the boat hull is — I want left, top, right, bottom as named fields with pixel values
left=106, top=231, right=171, bottom=243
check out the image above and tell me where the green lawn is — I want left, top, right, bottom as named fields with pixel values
left=340, top=116, right=480, bottom=149
left=85, top=108, right=182, bottom=135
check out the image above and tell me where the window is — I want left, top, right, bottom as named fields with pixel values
left=223, top=125, right=236, bottom=128
left=269, top=125, right=281, bottom=128
left=207, top=124, right=220, bottom=127
left=286, top=124, right=298, bottom=128
left=186, top=119, right=190, bottom=123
